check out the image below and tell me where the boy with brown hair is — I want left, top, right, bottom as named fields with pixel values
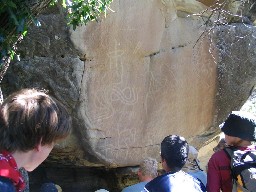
left=207, top=111, right=256, bottom=192
left=0, top=88, right=72, bottom=192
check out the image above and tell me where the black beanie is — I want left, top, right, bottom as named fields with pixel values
left=220, top=111, right=256, bottom=141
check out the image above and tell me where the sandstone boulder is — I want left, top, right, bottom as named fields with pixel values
left=3, top=0, right=256, bottom=168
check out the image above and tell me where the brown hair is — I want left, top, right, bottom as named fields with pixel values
left=0, top=88, right=72, bottom=152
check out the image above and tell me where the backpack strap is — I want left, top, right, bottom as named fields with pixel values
left=223, top=147, right=233, bottom=160
left=232, top=152, right=256, bottom=177
left=223, top=148, right=238, bottom=183
left=224, top=148, right=256, bottom=176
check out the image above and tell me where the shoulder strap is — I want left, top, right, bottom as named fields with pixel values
left=223, top=147, right=234, bottom=160
left=223, top=147, right=236, bottom=179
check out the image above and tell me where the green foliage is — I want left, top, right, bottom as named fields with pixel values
left=64, top=0, right=113, bottom=30
left=0, top=0, right=113, bottom=65
left=0, top=0, right=32, bottom=63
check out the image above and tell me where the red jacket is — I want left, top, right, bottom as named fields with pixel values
left=207, top=149, right=232, bottom=192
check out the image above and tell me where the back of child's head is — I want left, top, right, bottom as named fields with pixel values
left=161, top=135, right=189, bottom=171
left=220, top=111, right=256, bottom=142
left=0, top=88, right=72, bottom=152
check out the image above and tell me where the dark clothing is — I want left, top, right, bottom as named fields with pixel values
left=0, top=176, right=15, bottom=192
left=40, top=183, right=58, bottom=192
left=143, top=170, right=205, bottom=192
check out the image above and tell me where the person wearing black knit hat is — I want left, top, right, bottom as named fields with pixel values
left=207, top=111, right=256, bottom=192
left=142, top=135, right=206, bottom=192
left=220, top=111, right=256, bottom=142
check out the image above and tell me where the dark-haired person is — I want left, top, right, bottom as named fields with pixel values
left=0, top=89, right=72, bottom=192
left=143, top=135, right=206, bottom=192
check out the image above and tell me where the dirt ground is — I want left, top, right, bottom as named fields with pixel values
left=198, top=139, right=218, bottom=171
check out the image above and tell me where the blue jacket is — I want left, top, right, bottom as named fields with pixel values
left=0, top=176, right=15, bottom=192
left=143, top=170, right=206, bottom=192
left=122, top=181, right=148, bottom=192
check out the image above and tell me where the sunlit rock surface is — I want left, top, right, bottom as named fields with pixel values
left=3, top=0, right=256, bottom=169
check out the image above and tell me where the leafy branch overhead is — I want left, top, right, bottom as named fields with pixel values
left=0, top=0, right=113, bottom=68
left=63, top=0, right=114, bottom=30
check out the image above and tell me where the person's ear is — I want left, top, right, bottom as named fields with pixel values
left=35, top=143, right=42, bottom=152
left=35, top=139, right=43, bottom=152
left=162, top=158, right=167, bottom=166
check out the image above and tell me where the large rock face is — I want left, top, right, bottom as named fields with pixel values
left=3, top=0, right=256, bottom=169
left=70, top=0, right=216, bottom=167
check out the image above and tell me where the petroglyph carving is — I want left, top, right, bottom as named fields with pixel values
left=112, top=86, right=138, bottom=105
left=92, top=88, right=115, bottom=121
left=133, top=41, right=142, bottom=55
left=108, top=50, right=124, bottom=84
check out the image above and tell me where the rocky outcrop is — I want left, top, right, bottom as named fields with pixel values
left=214, top=24, right=256, bottom=123
left=3, top=0, right=256, bottom=170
